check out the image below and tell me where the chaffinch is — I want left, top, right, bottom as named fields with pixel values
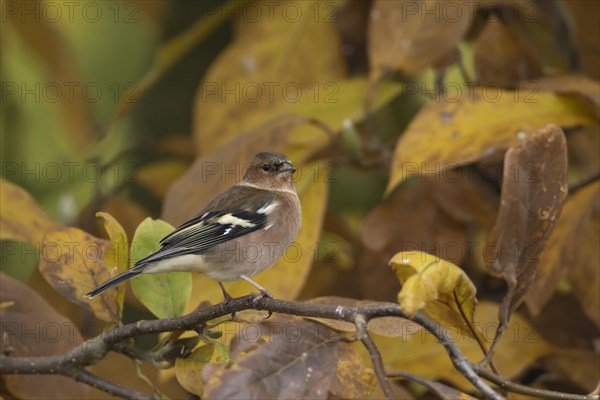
left=86, top=152, right=301, bottom=301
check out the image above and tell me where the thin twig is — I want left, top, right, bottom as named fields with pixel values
left=69, top=369, right=151, bottom=400
left=472, top=363, right=595, bottom=400
left=355, top=314, right=394, bottom=399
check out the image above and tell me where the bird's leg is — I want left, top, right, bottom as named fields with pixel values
left=240, top=275, right=273, bottom=311
left=218, top=282, right=237, bottom=319
left=218, top=281, right=233, bottom=303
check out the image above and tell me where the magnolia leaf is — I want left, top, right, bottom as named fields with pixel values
left=204, top=317, right=339, bottom=399
left=0, top=179, right=60, bottom=244
left=526, top=181, right=600, bottom=315
left=130, top=218, right=192, bottom=319
left=330, top=342, right=377, bottom=399
left=474, top=16, right=542, bottom=88
left=386, top=88, right=596, bottom=193
left=568, top=218, right=600, bottom=328
left=193, top=1, right=346, bottom=154
left=38, top=227, right=117, bottom=323
left=390, top=251, right=486, bottom=345
left=374, top=302, right=552, bottom=390
left=525, top=75, right=600, bottom=117
left=485, top=125, right=569, bottom=345
left=96, top=212, right=129, bottom=319
left=368, top=0, right=471, bottom=78
left=0, top=273, right=90, bottom=398
left=175, top=344, right=229, bottom=396
left=390, top=251, right=477, bottom=316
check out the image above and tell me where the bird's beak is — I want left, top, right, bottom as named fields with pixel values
left=277, top=162, right=296, bottom=174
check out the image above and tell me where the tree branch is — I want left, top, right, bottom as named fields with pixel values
left=471, top=363, right=595, bottom=400
left=355, top=314, right=393, bottom=399
left=1, top=295, right=503, bottom=399
left=69, top=369, right=152, bottom=400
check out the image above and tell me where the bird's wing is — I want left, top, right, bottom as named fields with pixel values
left=135, top=187, right=277, bottom=266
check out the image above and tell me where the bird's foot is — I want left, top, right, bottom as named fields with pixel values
left=218, top=282, right=236, bottom=318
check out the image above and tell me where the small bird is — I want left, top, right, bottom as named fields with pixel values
left=86, top=152, right=301, bottom=302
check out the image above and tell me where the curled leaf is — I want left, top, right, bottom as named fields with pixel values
left=485, top=125, right=569, bottom=343
left=390, top=251, right=477, bottom=317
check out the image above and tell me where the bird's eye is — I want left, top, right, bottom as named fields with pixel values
left=262, top=164, right=271, bottom=172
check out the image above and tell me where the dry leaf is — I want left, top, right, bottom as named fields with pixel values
left=386, top=88, right=596, bottom=193
left=526, top=181, right=600, bottom=316
left=474, top=17, right=543, bottom=88
left=526, top=75, right=600, bottom=117
left=38, top=227, right=117, bottom=323
left=0, top=179, right=61, bottom=244
left=568, top=218, right=600, bottom=328
left=368, top=0, right=472, bottom=78
left=485, top=125, right=569, bottom=343
left=204, top=317, right=340, bottom=399
left=0, top=273, right=90, bottom=399
left=193, top=1, right=346, bottom=154
left=374, top=301, right=552, bottom=390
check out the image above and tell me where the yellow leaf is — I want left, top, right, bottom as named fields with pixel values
left=175, top=344, right=228, bottom=396
left=386, top=89, right=597, bottom=193
left=0, top=179, right=60, bottom=244
left=374, top=302, right=552, bottom=390
left=96, top=212, right=129, bottom=318
left=193, top=1, right=346, bottom=154
left=390, top=251, right=477, bottom=317
left=38, top=228, right=118, bottom=323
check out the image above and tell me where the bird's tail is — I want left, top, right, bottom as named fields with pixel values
left=85, top=269, right=142, bottom=298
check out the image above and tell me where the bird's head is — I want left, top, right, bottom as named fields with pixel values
left=243, top=152, right=297, bottom=191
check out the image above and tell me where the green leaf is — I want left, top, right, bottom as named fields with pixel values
left=130, top=218, right=192, bottom=319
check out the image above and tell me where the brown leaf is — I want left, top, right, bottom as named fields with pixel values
left=541, top=350, right=600, bottom=393
left=386, top=88, right=596, bottom=193
left=0, top=273, right=89, bottom=399
left=204, top=317, right=340, bottom=399
left=526, top=181, right=600, bottom=316
left=568, top=217, right=600, bottom=328
left=485, top=124, right=569, bottom=339
left=430, top=171, right=499, bottom=229
left=474, top=17, right=543, bottom=88
left=525, top=75, right=600, bottom=118
left=0, top=179, right=61, bottom=244
left=38, top=227, right=118, bottom=323
left=359, top=181, right=467, bottom=301
left=368, top=0, right=472, bottom=77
